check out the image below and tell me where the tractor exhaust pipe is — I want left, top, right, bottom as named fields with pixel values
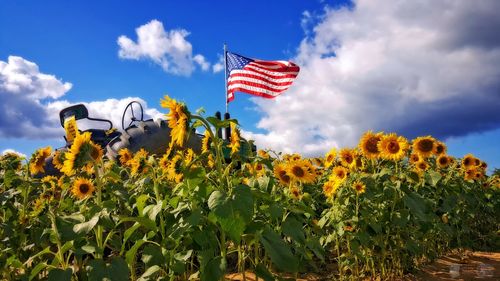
left=224, top=112, right=231, bottom=141
left=215, top=111, right=223, bottom=138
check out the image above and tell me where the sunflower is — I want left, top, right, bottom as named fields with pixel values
left=312, top=157, right=324, bottom=167
left=359, top=131, right=383, bottom=159
left=62, top=132, right=99, bottom=176
left=474, top=170, right=484, bottom=180
left=331, top=166, right=349, bottom=182
left=479, top=161, right=487, bottom=170
left=286, top=159, right=316, bottom=184
left=339, top=148, right=356, bottom=168
left=254, top=162, right=266, bottom=177
left=412, top=136, right=436, bottom=158
left=228, top=122, right=241, bottom=155
left=463, top=168, right=476, bottom=181
left=29, top=146, right=52, bottom=175
left=414, top=160, right=429, bottom=174
left=289, top=186, right=302, bottom=200
left=118, top=148, right=133, bottom=166
left=324, top=148, right=337, bottom=168
left=42, top=176, right=57, bottom=190
left=290, top=154, right=301, bottom=161
left=161, top=95, right=190, bottom=147
left=72, top=177, right=95, bottom=199
left=258, top=149, right=270, bottom=159
left=82, top=163, right=95, bottom=176
left=378, top=133, right=409, bottom=162
left=433, top=141, right=447, bottom=156
left=159, top=154, right=169, bottom=173
left=437, top=155, right=451, bottom=169
left=274, top=162, right=291, bottom=185
left=167, top=154, right=184, bottom=183
left=201, top=130, right=211, bottom=153
left=323, top=179, right=340, bottom=198
left=184, top=148, right=196, bottom=165
left=58, top=175, right=68, bottom=190
left=241, top=177, right=251, bottom=186
left=130, top=149, right=149, bottom=176
left=207, top=154, right=215, bottom=169
left=461, top=154, right=477, bottom=169
left=1, top=152, right=23, bottom=170
left=49, top=150, right=64, bottom=172
left=352, top=181, right=366, bottom=195
left=353, top=157, right=365, bottom=171
left=409, top=153, right=420, bottom=165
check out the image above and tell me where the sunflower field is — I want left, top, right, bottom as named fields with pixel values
left=1, top=96, right=499, bottom=281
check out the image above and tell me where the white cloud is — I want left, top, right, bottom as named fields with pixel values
left=0, top=56, right=73, bottom=138
left=0, top=55, right=165, bottom=140
left=193, top=54, right=210, bottom=71
left=2, top=149, right=26, bottom=158
left=0, top=56, right=72, bottom=99
left=117, top=19, right=210, bottom=76
left=212, top=54, right=224, bottom=73
left=247, top=0, right=500, bottom=156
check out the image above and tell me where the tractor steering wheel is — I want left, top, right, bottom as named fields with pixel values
left=121, top=101, right=144, bottom=131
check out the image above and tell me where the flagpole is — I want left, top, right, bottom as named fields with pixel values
left=224, top=43, right=228, bottom=114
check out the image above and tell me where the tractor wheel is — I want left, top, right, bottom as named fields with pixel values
left=106, top=119, right=202, bottom=160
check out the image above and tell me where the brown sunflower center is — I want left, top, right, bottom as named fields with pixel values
left=292, top=189, right=300, bottom=197
left=387, top=141, right=400, bottom=154
left=411, top=154, right=420, bottom=162
left=343, top=155, right=353, bottom=164
left=291, top=166, right=305, bottom=178
left=438, top=157, right=449, bottom=166
left=417, top=139, right=434, bottom=153
left=435, top=144, right=444, bottom=154
left=79, top=183, right=90, bottom=194
left=463, top=158, right=472, bottom=166
left=326, top=154, right=334, bottom=162
left=255, top=164, right=263, bottom=171
left=336, top=170, right=346, bottom=179
left=355, top=184, right=364, bottom=192
left=366, top=137, right=380, bottom=154
left=418, top=162, right=427, bottom=170
left=279, top=170, right=290, bottom=183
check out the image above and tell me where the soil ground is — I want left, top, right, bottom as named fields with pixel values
left=224, top=251, right=500, bottom=281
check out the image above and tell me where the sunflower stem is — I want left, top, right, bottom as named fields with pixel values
left=49, top=209, right=68, bottom=269
left=153, top=170, right=166, bottom=239
left=93, top=161, right=104, bottom=259
left=191, top=115, right=226, bottom=188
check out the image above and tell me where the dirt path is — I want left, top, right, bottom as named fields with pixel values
left=411, top=251, right=500, bottom=280
left=225, top=252, right=500, bottom=281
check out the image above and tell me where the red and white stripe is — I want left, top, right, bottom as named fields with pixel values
left=227, top=60, right=299, bottom=102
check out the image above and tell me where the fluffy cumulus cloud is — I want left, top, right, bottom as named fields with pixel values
left=212, top=54, right=224, bottom=73
left=118, top=19, right=210, bottom=76
left=246, top=0, right=500, bottom=156
left=0, top=56, right=73, bottom=138
left=0, top=56, right=163, bottom=140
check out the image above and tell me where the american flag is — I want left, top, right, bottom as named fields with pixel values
left=226, top=52, right=300, bottom=102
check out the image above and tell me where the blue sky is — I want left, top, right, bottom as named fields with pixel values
left=1, top=0, right=499, bottom=172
